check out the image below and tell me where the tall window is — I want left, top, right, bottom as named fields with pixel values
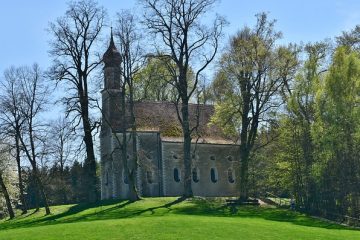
left=192, top=168, right=200, bottom=183
left=174, top=168, right=181, bottom=182
left=123, top=170, right=129, bottom=184
left=228, top=168, right=235, bottom=183
left=210, top=168, right=218, bottom=183
left=147, top=171, right=153, bottom=184
left=105, top=170, right=109, bottom=186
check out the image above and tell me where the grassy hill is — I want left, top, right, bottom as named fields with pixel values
left=0, top=197, right=359, bottom=240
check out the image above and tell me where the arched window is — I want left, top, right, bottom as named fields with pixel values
left=227, top=156, right=233, bottom=161
left=210, top=155, right=216, bottom=161
left=192, top=168, right=199, bottom=183
left=210, top=168, right=218, bottom=183
left=147, top=171, right=153, bottom=184
left=123, top=170, right=129, bottom=184
left=174, top=168, right=181, bottom=182
left=173, top=154, right=178, bottom=160
left=228, top=168, right=235, bottom=183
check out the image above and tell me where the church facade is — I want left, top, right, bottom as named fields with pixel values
left=100, top=33, right=240, bottom=200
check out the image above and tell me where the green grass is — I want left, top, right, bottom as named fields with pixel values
left=0, top=197, right=359, bottom=240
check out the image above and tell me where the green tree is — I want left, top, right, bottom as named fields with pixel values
left=134, top=56, right=177, bottom=101
left=280, top=42, right=328, bottom=209
left=313, top=46, right=360, bottom=218
left=211, top=13, right=299, bottom=200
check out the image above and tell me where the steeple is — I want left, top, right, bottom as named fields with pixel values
left=109, top=27, right=115, bottom=48
left=101, top=28, right=123, bottom=134
left=103, top=28, right=122, bottom=67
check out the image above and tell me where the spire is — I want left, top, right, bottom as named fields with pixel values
left=103, top=27, right=121, bottom=67
left=109, top=26, right=115, bottom=48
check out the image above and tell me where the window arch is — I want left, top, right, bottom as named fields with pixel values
left=227, top=155, right=233, bottom=161
left=192, top=168, right=200, bottom=183
left=228, top=168, right=235, bottom=183
left=210, top=168, right=218, bottom=183
left=147, top=171, right=153, bottom=184
left=174, top=168, right=181, bottom=182
left=210, top=155, right=216, bottom=161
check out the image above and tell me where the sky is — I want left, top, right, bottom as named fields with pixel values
left=1, top=0, right=360, bottom=76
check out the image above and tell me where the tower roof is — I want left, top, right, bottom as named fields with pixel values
left=103, top=28, right=122, bottom=66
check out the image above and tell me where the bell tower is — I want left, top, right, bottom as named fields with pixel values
left=100, top=29, right=124, bottom=199
left=101, top=28, right=123, bottom=134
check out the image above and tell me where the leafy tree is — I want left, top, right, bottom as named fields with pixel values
left=278, top=42, right=328, bottom=209
left=134, top=56, right=177, bottom=101
left=313, top=46, right=360, bottom=218
left=211, top=13, right=299, bottom=200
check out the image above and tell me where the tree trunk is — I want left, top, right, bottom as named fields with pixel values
left=302, top=124, right=314, bottom=210
left=129, top=111, right=140, bottom=201
left=182, top=101, right=193, bottom=198
left=239, top=146, right=250, bottom=201
left=80, top=95, right=98, bottom=203
left=0, top=173, right=15, bottom=219
left=15, top=133, right=27, bottom=214
left=32, top=166, right=50, bottom=215
left=239, top=77, right=251, bottom=201
left=120, top=86, right=139, bottom=202
left=18, top=118, right=51, bottom=215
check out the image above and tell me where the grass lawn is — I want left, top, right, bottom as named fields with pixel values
left=0, top=197, right=359, bottom=240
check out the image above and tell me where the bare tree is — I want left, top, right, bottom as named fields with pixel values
left=49, top=117, right=75, bottom=203
left=16, top=64, right=51, bottom=215
left=113, top=10, right=144, bottom=201
left=48, top=0, right=107, bottom=202
left=141, top=0, right=225, bottom=197
left=0, top=67, right=27, bottom=214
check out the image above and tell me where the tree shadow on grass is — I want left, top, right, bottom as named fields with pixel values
left=1, top=197, right=359, bottom=232
left=0, top=197, right=185, bottom=231
left=58, top=196, right=186, bottom=223
left=0, top=199, right=130, bottom=230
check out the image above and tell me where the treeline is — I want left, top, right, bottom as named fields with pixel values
left=24, top=161, right=98, bottom=208
left=205, top=12, right=360, bottom=223
left=269, top=43, right=360, bottom=223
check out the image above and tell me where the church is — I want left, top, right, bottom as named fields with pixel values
left=100, top=33, right=240, bottom=200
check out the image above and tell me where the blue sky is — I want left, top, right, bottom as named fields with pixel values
left=1, top=0, right=360, bottom=75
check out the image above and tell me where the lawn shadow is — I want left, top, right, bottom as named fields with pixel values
left=0, top=197, right=185, bottom=231
left=0, top=199, right=130, bottom=231
left=62, top=196, right=186, bottom=222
